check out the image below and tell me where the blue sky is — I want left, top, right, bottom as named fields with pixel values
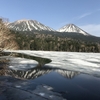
left=0, top=0, right=100, bottom=36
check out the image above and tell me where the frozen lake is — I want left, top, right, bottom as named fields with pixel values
left=6, top=50, right=100, bottom=77
left=1, top=50, right=100, bottom=100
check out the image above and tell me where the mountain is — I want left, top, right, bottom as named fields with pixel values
left=7, top=19, right=55, bottom=32
left=6, top=19, right=100, bottom=42
left=57, top=24, right=90, bottom=36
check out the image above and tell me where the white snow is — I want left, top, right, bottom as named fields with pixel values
left=26, top=21, right=31, bottom=31
left=30, top=21, right=38, bottom=30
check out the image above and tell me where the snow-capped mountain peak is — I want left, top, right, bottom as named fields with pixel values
left=7, top=19, right=55, bottom=31
left=57, top=24, right=90, bottom=36
left=15, top=19, right=29, bottom=23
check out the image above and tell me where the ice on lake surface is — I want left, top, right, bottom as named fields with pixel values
left=0, top=56, right=39, bottom=70
left=1, top=50, right=100, bottom=100
left=5, top=50, right=100, bottom=77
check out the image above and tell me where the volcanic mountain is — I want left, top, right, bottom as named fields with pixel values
left=7, top=19, right=55, bottom=31
left=57, top=24, right=90, bottom=36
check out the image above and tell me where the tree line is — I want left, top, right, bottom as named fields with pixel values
left=14, top=32, right=100, bottom=52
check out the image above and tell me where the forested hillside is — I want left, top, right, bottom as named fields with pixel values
left=12, top=31, right=100, bottom=52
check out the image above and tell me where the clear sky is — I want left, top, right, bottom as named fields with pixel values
left=0, top=0, right=100, bottom=37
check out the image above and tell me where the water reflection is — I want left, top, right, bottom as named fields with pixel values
left=55, top=69, right=80, bottom=79
left=5, top=67, right=79, bottom=79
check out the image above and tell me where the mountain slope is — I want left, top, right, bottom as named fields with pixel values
left=7, top=19, right=55, bottom=31
left=57, top=24, right=90, bottom=36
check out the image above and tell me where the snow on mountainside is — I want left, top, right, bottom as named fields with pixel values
left=57, top=24, right=90, bottom=36
left=7, top=19, right=55, bottom=31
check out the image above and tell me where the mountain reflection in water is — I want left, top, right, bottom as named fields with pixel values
left=0, top=66, right=80, bottom=79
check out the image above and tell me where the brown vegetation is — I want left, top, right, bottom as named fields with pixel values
left=0, top=18, right=19, bottom=51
